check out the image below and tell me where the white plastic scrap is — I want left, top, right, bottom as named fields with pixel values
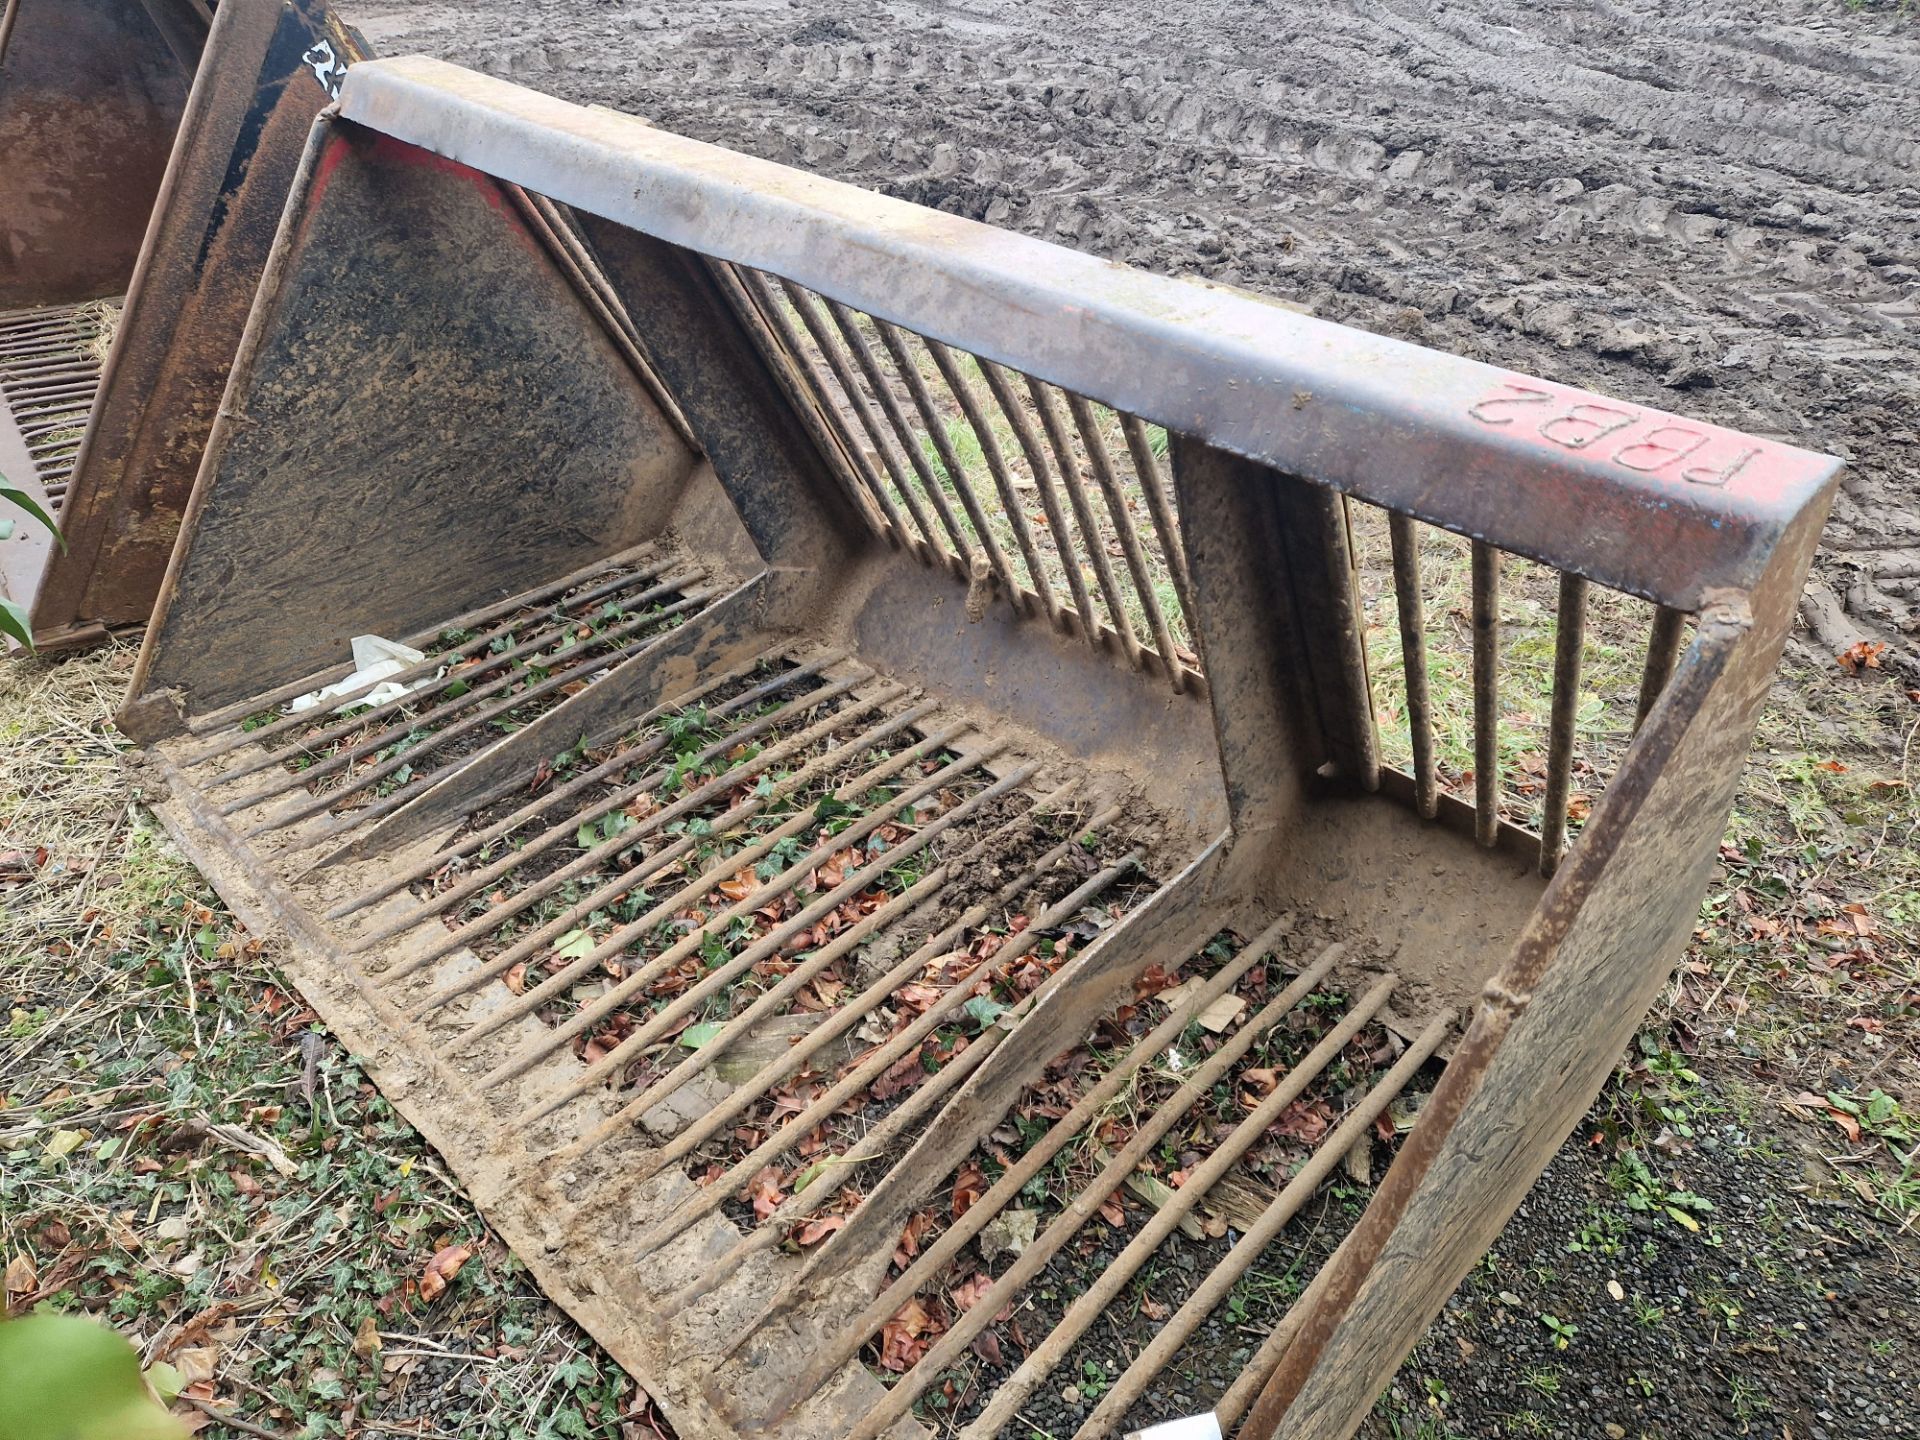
left=1126, top=1418, right=1223, bottom=1440
left=286, top=634, right=435, bottom=715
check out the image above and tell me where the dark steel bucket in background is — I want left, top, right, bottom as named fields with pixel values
left=0, top=0, right=366, bottom=649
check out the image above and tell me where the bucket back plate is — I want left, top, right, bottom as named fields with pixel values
left=0, top=0, right=194, bottom=309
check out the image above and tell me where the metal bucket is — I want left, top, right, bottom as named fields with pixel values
left=120, top=57, right=1838, bottom=1440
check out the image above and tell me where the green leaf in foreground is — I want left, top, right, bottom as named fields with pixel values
left=143, top=1362, right=184, bottom=1405
left=0, top=1314, right=188, bottom=1440
left=1, top=482, right=66, bottom=552
left=1, top=596, right=31, bottom=651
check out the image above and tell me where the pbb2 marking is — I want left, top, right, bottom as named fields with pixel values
left=1468, top=383, right=1761, bottom=490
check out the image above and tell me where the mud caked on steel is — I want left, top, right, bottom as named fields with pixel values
left=117, top=55, right=1837, bottom=1440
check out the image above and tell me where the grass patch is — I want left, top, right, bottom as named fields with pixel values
left=0, top=645, right=666, bottom=1439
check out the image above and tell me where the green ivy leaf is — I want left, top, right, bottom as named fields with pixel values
left=552, top=929, right=596, bottom=960
left=963, top=996, right=1008, bottom=1029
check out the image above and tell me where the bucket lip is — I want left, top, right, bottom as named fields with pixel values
left=333, top=53, right=1840, bottom=615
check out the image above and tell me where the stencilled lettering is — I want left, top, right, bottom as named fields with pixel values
left=1468, top=384, right=1770, bottom=492
left=1614, top=426, right=1710, bottom=473
left=1681, top=447, right=1760, bottom=489
left=1539, top=403, right=1637, bottom=451
left=303, top=39, right=348, bottom=99
left=1466, top=384, right=1554, bottom=426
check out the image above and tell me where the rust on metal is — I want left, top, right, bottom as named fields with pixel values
left=115, top=56, right=1839, bottom=1440
left=0, top=0, right=192, bottom=310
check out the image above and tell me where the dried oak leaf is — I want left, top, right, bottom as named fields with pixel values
left=1271, top=1098, right=1333, bottom=1145
left=1240, top=1067, right=1280, bottom=1099
left=950, top=1272, right=995, bottom=1313
left=746, top=1166, right=788, bottom=1220
left=1836, top=640, right=1887, bottom=674
left=1132, top=964, right=1181, bottom=999
left=951, top=1162, right=986, bottom=1219
left=872, top=1050, right=928, bottom=1102
left=894, top=1211, right=936, bottom=1269
left=418, top=1243, right=473, bottom=1304
left=878, top=1295, right=945, bottom=1372
left=795, top=1215, right=845, bottom=1247
left=4, top=1251, right=36, bottom=1301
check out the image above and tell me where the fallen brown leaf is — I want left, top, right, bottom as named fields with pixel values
left=418, top=1243, right=473, bottom=1303
left=893, top=1210, right=936, bottom=1269
left=174, top=1346, right=219, bottom=1386
left=950, top=1272, right=995, bottom=1312
left=878, top=1295, right=945, bottom=1372
left=1836, top=640, right=1887, bottom=674
left=951, top=1161, right=986, bottom=1219
left=795, top=1214, right=845, bottom=1247
left=4, top=1251, right=36, bottom=1302
left=747, top=1166, right=788, bottom=1220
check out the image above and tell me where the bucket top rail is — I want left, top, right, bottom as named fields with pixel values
left=337, top=55, right=1838, bottom=617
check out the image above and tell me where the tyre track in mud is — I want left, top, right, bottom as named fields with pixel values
left=349, top=0, right=1920, bottom=663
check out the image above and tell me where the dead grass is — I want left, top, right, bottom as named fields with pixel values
left=76, top=300, right=122, bottom=370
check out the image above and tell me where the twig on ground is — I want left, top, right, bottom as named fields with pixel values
left=179, top=1394, right=288, bottom=1440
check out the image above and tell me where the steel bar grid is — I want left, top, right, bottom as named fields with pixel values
left=0, top=302, right=111, bottom=497
left=741, top=270, right=1199, bottom=687
left=236, top=582, right=719, bottom=840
